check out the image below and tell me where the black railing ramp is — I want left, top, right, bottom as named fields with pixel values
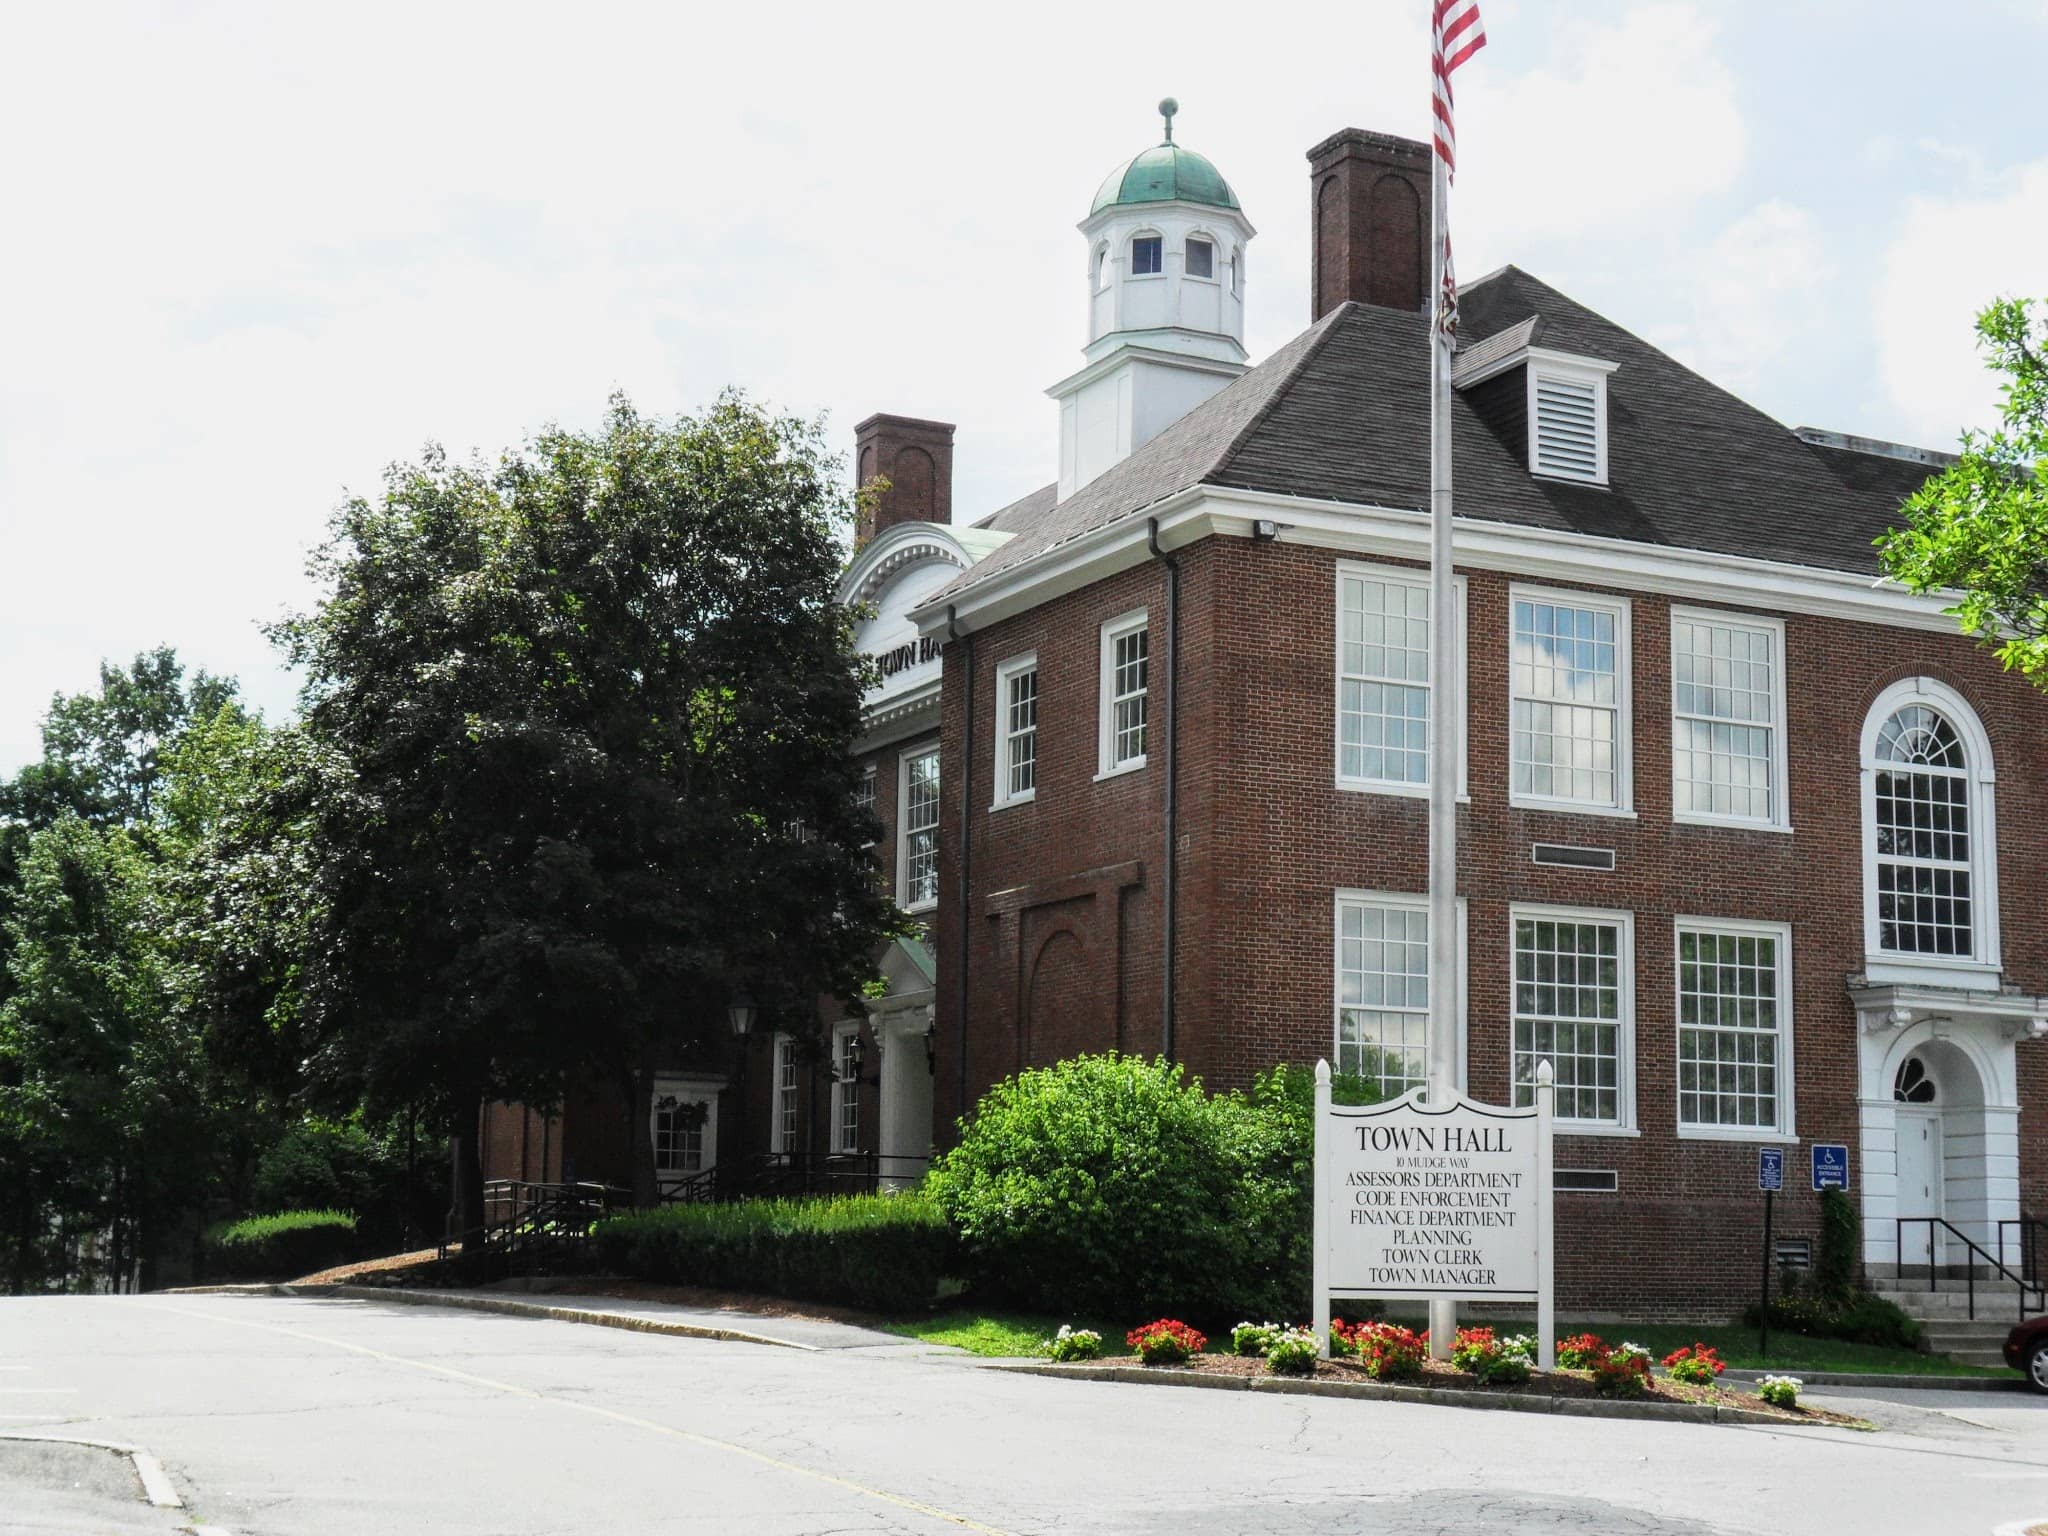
left=1896, top=1215, right=2048, bottom=1321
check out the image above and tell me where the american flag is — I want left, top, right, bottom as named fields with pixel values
left=1431, top=0, right=1486, bottom=336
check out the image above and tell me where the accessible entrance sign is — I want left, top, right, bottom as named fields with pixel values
left=1311, top=1059, right=1556, bottom=1369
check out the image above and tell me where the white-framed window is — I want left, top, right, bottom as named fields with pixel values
left=832, top=1023, right=861, bottom=1155
left=1527, top=354, right=1615, bottom=485
left=1675, top=917, right=1795, bottom=1138
left=897, top=743, right=940, bottom=911
left=652, top=1084, right=716, bottom=1177
left=1671, top=609, right=1788, bottom=829
left=1335, top=562, right=1466, bottom=796
left=854, top=765, right=877, bottom=847
left=1860, top=678, right=2000, bottom=981
left=993, top=654, right=1038, bottom=808
left=1334, top=891, right=1468, bottom=1099
left=1184, top=236, right=1214, bottom=280
left=1130, top=234, right=1163, bottom=276
left=770, top=1034, right=798, bottom=1156
left=1510, top=905, right=1634, bottom=1130
left=1229, top=248, right=1242, bottom=296
left=1093, top=242, right=1111, bottom=292
left=1097, top=610, right=1149, bottom=777
left=1509, top=585, right=1632, bottom=815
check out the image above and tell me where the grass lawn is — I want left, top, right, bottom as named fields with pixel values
left=883, top=1309, right=1133, bottom=1358
left=886, top=1308, right=2013, bottom=1377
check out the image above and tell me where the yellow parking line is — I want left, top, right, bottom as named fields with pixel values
left=143, top=1301, right=1015, bottom=1536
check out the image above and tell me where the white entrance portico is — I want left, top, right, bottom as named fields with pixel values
left=1852, top=981, right=2047, bottom=1273
left=867, top=935, right=938, bottom=1191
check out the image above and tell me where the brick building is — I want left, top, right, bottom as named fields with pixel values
left=490, top=109, right=2047, bottom=1317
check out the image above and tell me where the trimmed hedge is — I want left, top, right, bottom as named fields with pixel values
left=591, top=1194, right=954, bottom=1313
left=205, top=1210, right=359, bottom=1280
left=1744, top=1289, right=1923, bottom=1350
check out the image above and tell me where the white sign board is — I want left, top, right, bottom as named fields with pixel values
left=1312, top=1060, right=1556, bottom=1367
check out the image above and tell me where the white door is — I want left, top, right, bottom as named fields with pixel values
left=878, top=1012, right=935, bottom=1191
left=1896, top=1107, right=1944, bottom=1267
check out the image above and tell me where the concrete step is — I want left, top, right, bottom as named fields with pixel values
left=1875, top=1290, right=2033, bottom=1318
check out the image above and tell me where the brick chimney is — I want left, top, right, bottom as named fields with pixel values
left=1307, top=129, right=1432, bottom=321
left=853, top=414, right=955, bottom=546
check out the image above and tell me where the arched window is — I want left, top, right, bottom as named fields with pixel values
left=1229, top=248, right=1241, bottom=296
left=1130, top=234, right=1163, bottom=276
left=1861, top=679, right=1999, bottom=974
left=1185, top=236, right=1214, bottom=280
left=1093, top=243, right=1110, bottom=292
left=1893, top=1056, right=1937, bottom=1103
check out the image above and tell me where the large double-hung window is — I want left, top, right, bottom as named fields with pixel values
left=1509, top=587, right=1631, bottom=813
left=898, top=745, right=940, bottom=911
left=1671, top=610, right=1786, bottom=827
left=1098, top=611, right=1149, bottom=775
left=993, top=655, right=1038, bottom=807
left=1675, top=919, right=1793, bottom=1136
left=1511, top=907, right=1633, bottom=1128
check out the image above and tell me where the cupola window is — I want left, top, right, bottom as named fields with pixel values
left=1185, top=237, right=1214, bottom=279
left=1131, top=235, right=1163, bottom=276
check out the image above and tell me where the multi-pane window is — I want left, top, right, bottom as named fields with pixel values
left=1510, top=591, right=1627, bottom=809
left=1338, top=568, right=1431, bottom=788
left=1185, top=237, right=1214, bottom=278
left=652, top=1094, right=705, bottom=1175
left=1336, top=898, right=1430, bottom=1097
left=1131, top=235, right=1163, bottom=275
left=772, top=1036, right=798, bottom=1155
left=854, top=766, right=877, bottom=848
left=899, top=746, right=940, bottom=909
left=833, top=1027, right=860, bottom=1154
left=1512, top=911, right=1629, bottom=1125
left=1672, top=612, right=1783, bottom=825
left=994, top=657, right=1038, bottom=805
left=1100, top=613, right=1149, bottom=773
left=1676, top=923, right=1790, bottom=1133
left=1871, top=706, right=1973, bottom=957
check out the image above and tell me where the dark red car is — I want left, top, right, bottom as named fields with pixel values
left=2004, top=1316, right=2048, bottom=1393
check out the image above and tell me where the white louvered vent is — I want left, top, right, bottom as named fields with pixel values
left=1532, top=370, right=1604, bottom=483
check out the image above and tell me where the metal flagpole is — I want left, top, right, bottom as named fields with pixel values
left=1424, top=137, right=1459, bottom=1363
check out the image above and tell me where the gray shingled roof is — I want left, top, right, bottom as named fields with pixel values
left=932, top=266, right=1941, bottom=604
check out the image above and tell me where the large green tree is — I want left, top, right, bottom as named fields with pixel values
left=277, top=393, right=897, bottom=1232
left=1879, top=296, right=2048, bottom=685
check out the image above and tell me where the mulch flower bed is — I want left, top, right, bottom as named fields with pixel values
left=1129, top=1352, right=1869, bottom=1427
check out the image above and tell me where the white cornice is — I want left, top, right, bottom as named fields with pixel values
left=838, top=522, right=977, bottom=609
left=908, top=484, right=1968, bottom=639
left=1047, top=342, right=1247, bottom=400
left=860, top=679, right=940, bottom=746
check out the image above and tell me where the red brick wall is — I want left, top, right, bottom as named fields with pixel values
left=936, top=532, right=2048, bottom=1317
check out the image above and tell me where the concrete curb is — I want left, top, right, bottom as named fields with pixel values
left=174, top=1282, right=820, bottom=1352
left=1718, top=1367, right=2024, bottom=1392
left=990, top=1362, right=1808, bottom=1426
left=0, top=1431, right=184, bottom=1508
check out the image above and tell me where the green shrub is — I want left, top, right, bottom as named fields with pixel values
left=205, top=1210, right=358, bottom=1279
left=1044, top=1325, right=1103, bottom=1363
left=253, top=1116, right=447, bottom=1252
left=1233, top=1321, right=1282, bottom=1357
left=1265, top=1328, right=1319, bottom=1377
left=927, top=1053, right=1375, bottom=1324
left=1816, top=1188, right=1859, bottom=1298
left=1744, top=1287, right=1922, bottom=1349
left=590, top=1193, right=953, bottom=1313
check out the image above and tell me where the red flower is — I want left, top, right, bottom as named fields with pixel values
left=1125, top=1319, right=1208, bottom=1362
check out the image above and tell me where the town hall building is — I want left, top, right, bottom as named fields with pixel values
left=486, top=107, right=2048, bottom=1318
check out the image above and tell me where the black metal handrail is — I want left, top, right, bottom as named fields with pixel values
left=1998, top=1214, right=2048, bottom=1287
left=1897, top=1215, right=2046, bottom=1322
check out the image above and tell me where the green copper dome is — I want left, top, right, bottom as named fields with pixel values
left=1089, top=100, right=1239, bottom=216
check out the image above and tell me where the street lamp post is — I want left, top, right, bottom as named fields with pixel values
left=728, top=993, right=756, bottom=1195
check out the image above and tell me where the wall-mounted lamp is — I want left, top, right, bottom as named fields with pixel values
left=1251, top=518, right=1281, bottom=541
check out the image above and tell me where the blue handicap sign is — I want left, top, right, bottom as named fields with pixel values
left=1758, top=1147, right=1784, bottom=1192
left=1811, top=1143, right=1849, bottom=1192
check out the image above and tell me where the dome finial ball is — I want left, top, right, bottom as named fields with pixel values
left=1159, top=97, right=1178, bottom=141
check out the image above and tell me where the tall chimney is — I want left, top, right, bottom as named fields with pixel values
left=1307, top=129, right=1431, bottom=321
left=853, top=414, right=955, bottom=547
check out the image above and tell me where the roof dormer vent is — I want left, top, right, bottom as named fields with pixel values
left=1455, top=332, right=1617, bottom=488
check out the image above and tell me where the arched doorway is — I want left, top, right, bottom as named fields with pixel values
left=1887, top=1037, right=1990, bottom=1271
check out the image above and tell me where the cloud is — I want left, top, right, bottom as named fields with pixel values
left=1876, top=156, right=2048, bottom=445
left=1649, top=201, right=1834, bottom=408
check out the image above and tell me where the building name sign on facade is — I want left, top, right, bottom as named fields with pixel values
left=869, top=634, right=945, bottom=681
left=1312, top=1059, right=1556, bottom=1368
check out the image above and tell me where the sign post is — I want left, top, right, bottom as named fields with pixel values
left=1313, top=1058, right=1554, bottom=1367
left=1757, top=1147, right=1784, bottom=1360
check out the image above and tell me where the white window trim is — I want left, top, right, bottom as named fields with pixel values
left=650, top=1075, right=721, bottom=1181
left=1508, top=901, right=1637, bottom=1135
left=1858, top=676, right=2001, bottom=987
left=1669, top=606, right=1791, bottom=833
left=1183, top=233, right=1219, bottom=285
left=1097, top=608, right=1150, bottom=779
left=1507, top=583, right=1635, bottom=818
left=1333, top=889, right=1470, bottom=1094
left=1128, top=231, right=1165, bottom=280
left=992, top=652, right=1039, bottom=810
left=1525, top=350, right=1617, bottom=487
left=769, top=1033, right=798, bottom=1157
left=1672, top=915, right=1797, bottom=1141
left=856, top=764, right=878, bottom=848
left=1332, top=561, right=1470, bottom=801
left=831, top=1022, right=861, bottom=1155
left=896, top=739, right=941, bottom=914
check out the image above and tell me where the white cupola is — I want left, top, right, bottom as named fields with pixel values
left=1050, top=99, right=1257, bottom=499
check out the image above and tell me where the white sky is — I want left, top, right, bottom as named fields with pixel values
left=3, top=0, right=2044, bottom=771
